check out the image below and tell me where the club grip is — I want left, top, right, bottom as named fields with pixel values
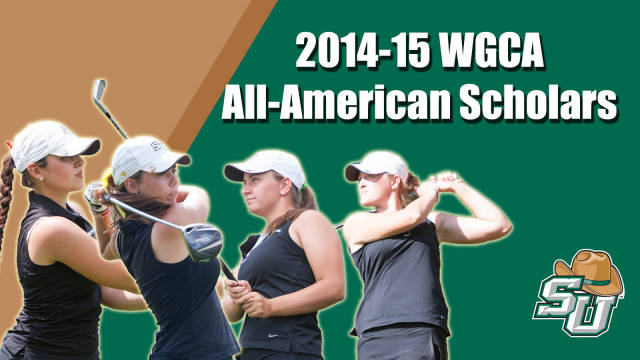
left=220, top=261, right=236, bottom=282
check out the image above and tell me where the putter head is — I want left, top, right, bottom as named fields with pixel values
left=183, top=223, right=223, bottom=263
left=93, top=79, right=106, bottom=102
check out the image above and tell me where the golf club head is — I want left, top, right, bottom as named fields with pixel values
left=90, top=78, right=128, bottom=139
left=93, top=79, right=106, bottom=102
left=183, top=223, right=223, bottom=263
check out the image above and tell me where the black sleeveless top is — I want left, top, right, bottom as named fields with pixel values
left=237, top=220, right=322, bottom=355
left=351, top=219, right=450, bottom=336
left=1, top=191, right=102, bottom=359
left=117, top=220, right=239, bottom=359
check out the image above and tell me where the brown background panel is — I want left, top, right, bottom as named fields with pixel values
left=0, top=0, right=276, bottom=339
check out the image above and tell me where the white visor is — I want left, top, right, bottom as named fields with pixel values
left=10, top=120, right=100, bottom=172
left=111, top=136, right=190, bottom=186
left=345, top=151, right=409, bottom=183
left=224, top=150, right=305, bottom=190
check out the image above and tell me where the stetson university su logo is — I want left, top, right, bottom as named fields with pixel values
left=533, top=250, right=624, bottom=337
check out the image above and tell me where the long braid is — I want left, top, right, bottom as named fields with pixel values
left=0, top=155, right=16, bottom=251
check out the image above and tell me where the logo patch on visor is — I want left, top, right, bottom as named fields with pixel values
left=150, top=141, right=168, bottom=152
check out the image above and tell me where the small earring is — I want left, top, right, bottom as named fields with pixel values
left=39, top=176, right=44, bottom=181
left=280, top=192, right=285, bottom=195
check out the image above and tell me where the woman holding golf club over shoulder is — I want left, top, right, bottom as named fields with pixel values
left=0, top=121, right=145, bottom=360
left=343, top=151, right=512, bottom=360
left=221, top=150, right=345, bottom=360
left=92, top=135, right=239, bottom=360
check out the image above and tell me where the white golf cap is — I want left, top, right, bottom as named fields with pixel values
left=224, top=150, right=306, bottom=190
left=111, top=136, right=191, bottom=186
left=345, top=151, right=409, bottom=182
left=10, top=120, right=100, bottom=172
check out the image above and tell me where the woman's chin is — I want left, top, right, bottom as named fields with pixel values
left=69, top=180, right=84, bottom=192
left=359, top=198, right=373, bottom=207
left=247, top=205, right=263, bottom=217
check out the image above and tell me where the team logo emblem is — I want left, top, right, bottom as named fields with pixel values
left=533, top=249, right=624, bottom=337
left=150, top=140, right=168, bottom=152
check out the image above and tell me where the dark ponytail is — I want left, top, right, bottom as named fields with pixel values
left=0, top=155, right=16, bottom=251
left=398, top=172, right=419, bottom=208
left=105, top=172, right=172, bottom=242
left=106, top=172, right=171, bottom=225
left=266, top=172, right=317, bottom=234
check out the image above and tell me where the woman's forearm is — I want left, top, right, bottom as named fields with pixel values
left=452, top=182, right=511, bottom=229
left=222, top=295, right=245, bottom=322
left=101, top=286, right=147, bottom=311
left=345, top=183, right=439, bottom=247
left=93, top=210, right=113, bottom=253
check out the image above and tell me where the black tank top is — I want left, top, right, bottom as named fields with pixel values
left=1, top=191, right=102, bottom=359
left=351, top=219, right=450, bottom=336
left=237, top=220, right=322, bottom=355
left=117, top=220, right=239, bottom=359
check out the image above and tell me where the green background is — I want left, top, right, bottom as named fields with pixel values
left=100, top=1, right=637, bottom=358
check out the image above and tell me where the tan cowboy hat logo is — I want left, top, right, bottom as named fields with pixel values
left=554, top=250, right=623, bottom=296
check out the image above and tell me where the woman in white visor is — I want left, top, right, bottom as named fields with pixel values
left=95, top=136, right=240, bottom=360
left=222, top=150, right=345, bottom=360
left=343, top=151, right=512, bottom=360
left=0, top=121, right=145, bottom=360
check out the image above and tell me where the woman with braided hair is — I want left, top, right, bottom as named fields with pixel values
left=0, top=121, right=145, bottom=360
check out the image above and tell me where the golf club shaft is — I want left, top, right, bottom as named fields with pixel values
left=92, top=80, right=128, bottom=139
left=220, top=261, right=236, bottom=282
left=93, top=100, right=128, bottom=139
left=105, top=113, right=128, bottom=139
left=103, top=193, right=182, bottom=231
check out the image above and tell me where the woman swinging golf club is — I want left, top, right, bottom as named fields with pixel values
left=93, top=136, right=239, bottom=360
left=222, top=150, right=345, bottom=360
left=0, top=121, right=145, bottom=360
left=343, top=151, right=512, bottom=360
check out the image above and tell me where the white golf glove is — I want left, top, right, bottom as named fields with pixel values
left=84, top=182, right=108, bottom=214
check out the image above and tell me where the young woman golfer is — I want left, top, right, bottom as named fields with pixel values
left=343, top=151, right=512, bottom=360
left=0, top=121, right=145, bottom=360
left=96, top=136, right=239, bottom=360
left=221, top=150, right=345, bottom=360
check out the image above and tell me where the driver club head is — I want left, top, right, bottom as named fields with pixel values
left=183, top=224, right=223, bottom=263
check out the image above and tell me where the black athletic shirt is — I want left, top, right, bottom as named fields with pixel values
left=351, top=219, right=450, bottom=336
left=237, top=220, right=322, bottom=355
left=1, top=191, right=102, bottom=359
left=117, top=220, right=239, bottom=359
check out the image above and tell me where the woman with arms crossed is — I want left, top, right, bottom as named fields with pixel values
left=0, top=121, right=145, bottom=360
left=222, top=150, right=345, bottom=360
left=96, top=136, right=239, bottom=360
left=343, top=151, right=512, bottom=360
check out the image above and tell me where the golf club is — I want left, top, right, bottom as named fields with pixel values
left=103, top=193, right=222, bottom=263
left=220, top=261, right=236, bottom=282
left=92, top=79, right=128, bottom=139
left=91, top=80, right=237, bottom=275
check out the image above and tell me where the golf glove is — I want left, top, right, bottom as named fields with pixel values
left=84, top=182, right=108, bottom=214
